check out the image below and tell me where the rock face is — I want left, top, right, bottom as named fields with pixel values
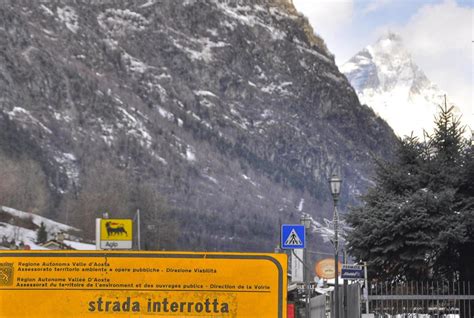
left=341, top=33, right=447, bottom=138
left=0, top=0, right=396, bottom=251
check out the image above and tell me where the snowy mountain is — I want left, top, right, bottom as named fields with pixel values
left=0, top=0, right=397, bottom=252
left=341, top=33, right=449, bottom=139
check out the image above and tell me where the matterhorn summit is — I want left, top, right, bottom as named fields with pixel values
left=341, top=32, right=448, bottom=138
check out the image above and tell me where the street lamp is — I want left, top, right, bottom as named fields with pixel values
left=329, top=174, right=342, bottom=318
left=300, top=214, right=311, bottom=318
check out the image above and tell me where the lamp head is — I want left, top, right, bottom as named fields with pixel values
left=300, top=214, right=312, bottom=229
left=329, top=174, right=342, bottom=201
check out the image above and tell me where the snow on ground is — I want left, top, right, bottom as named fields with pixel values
left=1, top=206, right=78, bottom=233
left=57, top=6, right=79, bottom=33
left=63, top=240, right=95, bottom=250
left=0, top=206, right=95, bottom=250
left=0, top=222, right=48, bottom=250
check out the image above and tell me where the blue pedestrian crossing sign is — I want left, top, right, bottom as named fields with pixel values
left=281, top=224, right=305, bottom=249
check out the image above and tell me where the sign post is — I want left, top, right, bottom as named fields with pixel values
left=281, top=224, right=307, bottom=317
left=0, top=251, right=287, bottom=317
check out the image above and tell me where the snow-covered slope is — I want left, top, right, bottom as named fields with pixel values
left=341, top=33, right=451, bottom=138
left=0, top=206, right=94, bottom=250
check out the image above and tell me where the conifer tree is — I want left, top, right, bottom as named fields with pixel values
left=36, top=222, right=48, bottom=244
left=346, top=101, right=470, bottom=281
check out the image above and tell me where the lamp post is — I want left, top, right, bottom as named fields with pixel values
left=329, top=174, right=342, bottom=318
left=300, top=214, right=312, bottom=318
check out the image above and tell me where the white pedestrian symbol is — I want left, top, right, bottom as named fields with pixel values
left=285, top=229, right=302, bottom=246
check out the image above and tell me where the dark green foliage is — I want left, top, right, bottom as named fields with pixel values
left=347, top=102, right=473, bottom=281
left=36, top=222, right=48, bottom=244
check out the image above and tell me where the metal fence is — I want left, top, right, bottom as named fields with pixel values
left=368, top=281, right=474, bottom=318
left=307, top=283, right=361, bottom=318
left=331, top=283, right=361, bottom=318
left=311, top=294, right=327, bottom=318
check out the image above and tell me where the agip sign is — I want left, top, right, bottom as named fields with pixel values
left=0, top=251, right=287, bottom=317
left=97, top=218, right=133, bottom=249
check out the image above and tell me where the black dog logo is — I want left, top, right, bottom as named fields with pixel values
left=105, top=222, right=128, bottom=237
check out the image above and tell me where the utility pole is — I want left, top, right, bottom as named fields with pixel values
left=304, top=234, right=310, bottom=317
left=300, top=215, right=312, bottom=318
left=329, top=174, right=342, bottom=318
left=343, top=250, right=348, bottom=318
left=334, top=211, right=339, bottom=318
left=136, top=209, right=141, bottom=251
left=364, top=262, right=369, bottom=315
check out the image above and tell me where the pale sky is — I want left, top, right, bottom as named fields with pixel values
left=293, top=0, right=473, bottom=130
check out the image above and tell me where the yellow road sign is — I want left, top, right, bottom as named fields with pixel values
left=0, top=251, right=287, bottom=317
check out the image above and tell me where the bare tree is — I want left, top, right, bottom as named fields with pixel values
left=0, top=153, right=50, bottom=215
left=61, top=160, right=132, bottom=238
left=131, top=182, right=177, bottom=250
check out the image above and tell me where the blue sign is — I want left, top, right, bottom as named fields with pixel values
left=341, top=266, right=364, bottom=279
left=281, top=224, right=305, bottom=249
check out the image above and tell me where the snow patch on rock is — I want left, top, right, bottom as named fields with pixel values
left=6, top=107, right=52, bottom=134
left=54, top=152, right=80, bottom=188
left=186, top=146, right=197, bottom=162
left=158, top=106, right=175, bottom=122
left=173, top=37, right=228, bottom=62
left=57, top=6, right=79, bottom=33
left=98, top=9, right=149, bottom=35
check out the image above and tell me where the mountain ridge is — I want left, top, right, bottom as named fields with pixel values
left=0, top=0, right=397, bottom=252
